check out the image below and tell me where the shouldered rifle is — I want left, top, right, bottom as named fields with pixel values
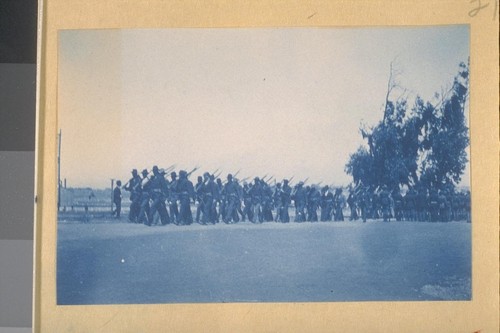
left=160, top=164, right=176, bottom=175
left=187, top=166, right=199, bottom=177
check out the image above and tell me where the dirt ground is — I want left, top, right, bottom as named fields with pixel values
left=57, top=219, right=471, bottom=305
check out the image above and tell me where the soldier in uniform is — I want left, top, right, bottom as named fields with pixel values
left=201, top=172, right=218, bottom=224
left=307, top=186, right=320, bottom=222
left=450, top=191, right=459, bottom=221
left=168, top=172, right=180, bottom=224
left=392, top=187, right=404, bottom=221
left=464, top=190, right=471, bottom=223
left=428, top=188, right=440, bottom=222
left=273, top=182, right=283, bottom=222
left=112, top=180, right=122, bottom=218
left=371, top=188, right=381, bottom=219
left=261, top=181, right=274, bottom=222
left=177, top=170, right=195, bottom=225
left=194, top=176, right=204, bottom=224
left=320, top=185, right=334, bottom=221
left=124, top=169, right=142, bottom=223
left=438, top=189, right=450, bottom=222
left=346, top=189, right=358, bottom=221
left=249, top=177, right=264, bottom=223
left=404, top=187, right=417, bottom=221
left=222, top=174, right=240, bottom=223
left=379, top=186, right=391, bottom=222
left=241, top=181, right=253, bottom=222
left=279, top=179, right=292, bottom=223
left=416, top=187, right=429, bottom=222
left=333, top=188, right=345, bottom=221
left=235, top=178, right=244, bottom=219
left=138, top=169, right=151, bottom=224
left=291, top=182, right=307, bottom=222
left=147, top=166, right=170, bottom=226
left=358, top=186, right=371, bottom=222
left=215, top=178, right=225, bottom=222
left=210, top=175, right=220, bottom=222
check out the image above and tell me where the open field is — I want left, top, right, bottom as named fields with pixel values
left=57, top=219, right=471, bottom=304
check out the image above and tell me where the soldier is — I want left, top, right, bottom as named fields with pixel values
left=241, top=181, right=253, bottom=222
left=279, top=179, right=292, bottom=223
left=450, top=191, right=459, bottom=221
left=304, top=185, right=311, bottom=219
left=371, top=187, right=381, bottom=219
left=464, top=190, right=471, bottom=223
left=416, top=187, right=429, bottom=222
left=392, top=187, right=404, bottom=221
left=358, top=186, right=371, bottom=223
left=291, top=182, right=307, bottom=222
left=194, top=176, right=204, bottom=224
left=147, top=166, right=170, bottom=226
left=346, top=189, right=358, bottom=221
left=177, top=170, right=195, bottom=225
left=428, top=188, right=440, bottom=222
left=379, top=186, right=391, bottom=222
left=210, top=175, right=220, bottom=223
left=249, top=177, right=264, bottom=223
left=211, top=178, right=222, bottom=222
left=235, top=178, right=244, bottom=219
left=137, top=169, right=151, bottom=224
left=404, top=187, right=417, bottom=221
left=222, top=174, right=240, bottom=223
left=438, top=189, right=450, bottom=222
left=273, top=182, right=282, bottom=222
left=333, top=188, right=345, bottom=221
left=201, top=172, right=218, bottom=224
left=307, top=186, right=320, bottom=222
left=124, top=169, right=142, bottom=223
left=261, top=181, right=274, bottom=222
left=112, top=180, right=122, bottom=219
left=168, top=172, right=179, bottom=224
left=320, top=185, right=334, bottom=221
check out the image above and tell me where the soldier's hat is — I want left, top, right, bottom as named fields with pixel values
left=179, top=170, right=187, bottom=177
left=152, top=165, right=159, bottom=173
left=254, top=177, right=260, bottom=182
left=227, top=173, right=233, bottom=180
left=141, top=169, right=148, bottom=176
left=203, top=172, right=210, bottom=178
left=298, top=181, right=304, bottom=186
left=171, top=171, right=177, bottom=178
left=132, top=169, right=138, bottom=175
left=283, top=179, right=289, bottom=184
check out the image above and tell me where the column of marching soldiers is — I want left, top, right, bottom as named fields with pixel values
left=121, top=165, right=471, bottom=226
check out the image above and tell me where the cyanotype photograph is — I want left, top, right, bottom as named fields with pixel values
left=56, top=26, right=471, bottom=305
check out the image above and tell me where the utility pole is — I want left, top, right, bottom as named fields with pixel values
left=57, top=130, right=61, bottom=212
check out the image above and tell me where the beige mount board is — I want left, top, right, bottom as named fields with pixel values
left=34, top=0, right=499, bottom=332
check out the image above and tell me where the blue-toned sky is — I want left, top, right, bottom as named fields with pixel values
left=59, top=26, right=470, bottom=188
